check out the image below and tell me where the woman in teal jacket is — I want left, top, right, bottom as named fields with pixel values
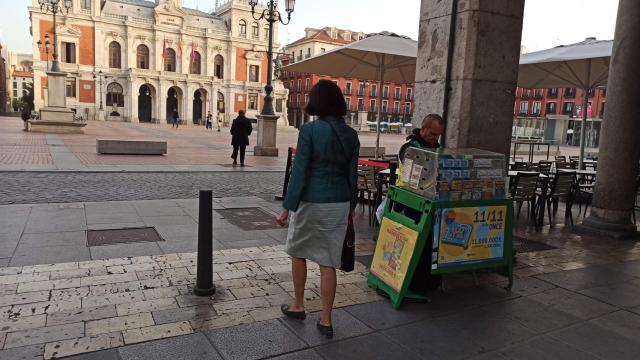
left=277, top=80, right=359, bottom=338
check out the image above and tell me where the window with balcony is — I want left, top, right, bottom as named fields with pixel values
left=394, top=87, right=401, bottom=99
left=547, top=88, right=558, bottom=98
left=369, top=99, right=376, bottom=111
left=252, top=22, right=259, bottom=39
left=534, top=89, right=543, bottom=99
left=546, top=102, right=556, bottom=114
left=304, top=94, right=309, bottom=105
left=345, top=97, right=351, bottom=110
left=249, top=65, right=260, bottom=82
left=239, top=20, right=247, bottom=37
left=521, top=89, right=530, bottom=99
left=405, top=103, right=411, bottom=114
left=532, top=101, right=541, bottom=115
left=136, top=45, right=149, bottom=69
left=358, top=82, right=365, bottom=96
left=65, top=77, right=76, bottom=98
left=214, top=55, right=224, bottom=79
left=81, top=0, right=91, bottom=10
left=393, top=101, right=400, bottom=113
left=564, top=87, right=576, bottom=97
left=382, top=85, right=389, bottom=98
left=190, top=51, right=201, bottom=75
left=297, top=79, right=301, bottom=91
left=370, top=85, right=377, bottom=97
left=305, top=78, right=310, bottom=91
left=406, top=88, right=412, bottom=101
left=306, top=48, right=311, bottom=58
left=61, top=42, right=76, bottom=64
left=382, top=100, right=388, bottom=112
left=587, top=88, right=595, bottom=97
left=519, top=102, right=528, bottom=115
left=357, top=98, right=364, bottom=111
left=345, top=82, right=352, bottom=95
left=248, top=93, right=258, bottom=110
left=562, top=101, right=574, bottom=115
left=164, top=48, right=176, bottom=72
left=109, top=41, right=121, bottom=69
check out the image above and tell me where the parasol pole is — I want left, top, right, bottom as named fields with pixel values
left=578, top=59, right=592, bottom=170
left=375, top=58, right=386, bottom=159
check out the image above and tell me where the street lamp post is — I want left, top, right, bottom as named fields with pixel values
left=37, top=34, right=51, bottom=71
left=248, top=0, right=295, bottom=116
left=38, top=0, right=72, bottom=73
left=248, top=0, right=295, bottom=157
left=93, top=70, right=107, bottom=111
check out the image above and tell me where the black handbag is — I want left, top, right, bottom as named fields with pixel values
left=340, top=214, right=356, bottom=272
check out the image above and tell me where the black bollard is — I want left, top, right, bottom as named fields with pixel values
left=194, top=190, right=216, bottom=296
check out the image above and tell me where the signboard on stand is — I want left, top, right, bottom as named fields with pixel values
left=431, top=205, right=507, bottom=271
left=370, top=217, right=419, bottom=292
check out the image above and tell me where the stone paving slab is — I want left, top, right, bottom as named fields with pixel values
left=0, top=244, right=376, bottom=359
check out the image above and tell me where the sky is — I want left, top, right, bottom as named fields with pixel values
left=0, top=0, right=619, bottom=54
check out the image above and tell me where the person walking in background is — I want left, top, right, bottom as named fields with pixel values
left=205, top=111, right=213, bottom=130
left=230, top=110, right=252, bottom=166
left=276, top=80, right=360, bottom=339
left=172, top=108, right=180, bottom=129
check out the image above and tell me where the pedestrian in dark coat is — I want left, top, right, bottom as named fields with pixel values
left=230, top=110, right=253, bottom=166
left=172, top=109, right=180, bottom=128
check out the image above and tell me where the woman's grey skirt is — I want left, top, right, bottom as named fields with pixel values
left=286, top=201, right=350, bottom=268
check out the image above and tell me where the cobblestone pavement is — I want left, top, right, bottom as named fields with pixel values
left=0, top=172, right=284, bottom=205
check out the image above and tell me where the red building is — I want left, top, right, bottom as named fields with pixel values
left=279, top=27, right=415, bottom=128
left=513, top=86, right=607, bottom=147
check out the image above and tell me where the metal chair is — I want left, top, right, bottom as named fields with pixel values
left=511, top=162, right=529, bottom=171
left=538, top=160, right=553, bottom=175
left=511, top=172, right=540, bottom=230
left=555, top=155, right=567, bottom=162
left=543, top=170, right=577, bottom=226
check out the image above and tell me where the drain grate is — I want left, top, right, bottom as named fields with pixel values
left=87, top=227, right=164, bottom=246
left=513, top=236, right=557, bottom=253
left=215, top=207, right=281, bottom=230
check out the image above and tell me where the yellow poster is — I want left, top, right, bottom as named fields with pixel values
left=432, top=205, right=507, bottom=269
left=370, top=218, right=419, bottom=292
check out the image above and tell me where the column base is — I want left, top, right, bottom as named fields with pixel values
left=576, top=211, right=638, bottom=240
left=253, top=146, right=279, bottom=157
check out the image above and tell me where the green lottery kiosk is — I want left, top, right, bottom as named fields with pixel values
left=367, top=148, right=514, bottom=309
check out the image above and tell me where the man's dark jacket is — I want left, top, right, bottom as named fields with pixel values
left=399, top=128, right=440, bottom=161
left=230, top=115, right=253, bottom=146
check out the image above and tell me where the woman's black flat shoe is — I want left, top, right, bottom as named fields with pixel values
left=316, top=321, right=334, bottom=339
left=281, top=304, right=306, bottom=320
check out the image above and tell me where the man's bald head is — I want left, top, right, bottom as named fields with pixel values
left=419, top=114, right=445, bottom=146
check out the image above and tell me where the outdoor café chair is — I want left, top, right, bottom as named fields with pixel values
left=555, top=155, right=567, bottom=162
left=541, top=170, right=577, bottom=226
left=511, top=172, right=540, bottom=230
left=538, top=160, right=553, bottom=175
left=511, top=161, right=529, bottom=171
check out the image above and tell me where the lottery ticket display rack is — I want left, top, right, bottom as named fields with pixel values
left=367, top=186, right=514, bottom=309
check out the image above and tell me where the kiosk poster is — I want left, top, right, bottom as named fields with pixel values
left=370, top=217, right=419, bottom=292
left=432, top=206, right=507, bottom=269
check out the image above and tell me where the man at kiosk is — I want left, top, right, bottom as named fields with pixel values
left=395, top=114, right=446, bottom=294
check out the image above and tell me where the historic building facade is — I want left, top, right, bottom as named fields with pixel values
left=29, top=0, right=288, bottom=124
left=280, top=27, right=415, bottom=128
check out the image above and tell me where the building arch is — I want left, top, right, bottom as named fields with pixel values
left=106, top=82, right=124, bottom=114
left=108, top=41, right=121, bottom=69
left=166, top=86, right=183, bottom=124
left=138, top=84, right=155, bottom=122
left=193, top=88, right=208, bottom=124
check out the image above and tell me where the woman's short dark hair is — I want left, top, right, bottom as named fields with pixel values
left=305, top=79, right=347, bottom=117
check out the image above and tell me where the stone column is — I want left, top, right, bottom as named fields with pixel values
left=414, top=0, right=525, bottom=156
left=579, top=0, right=640, bottom=238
